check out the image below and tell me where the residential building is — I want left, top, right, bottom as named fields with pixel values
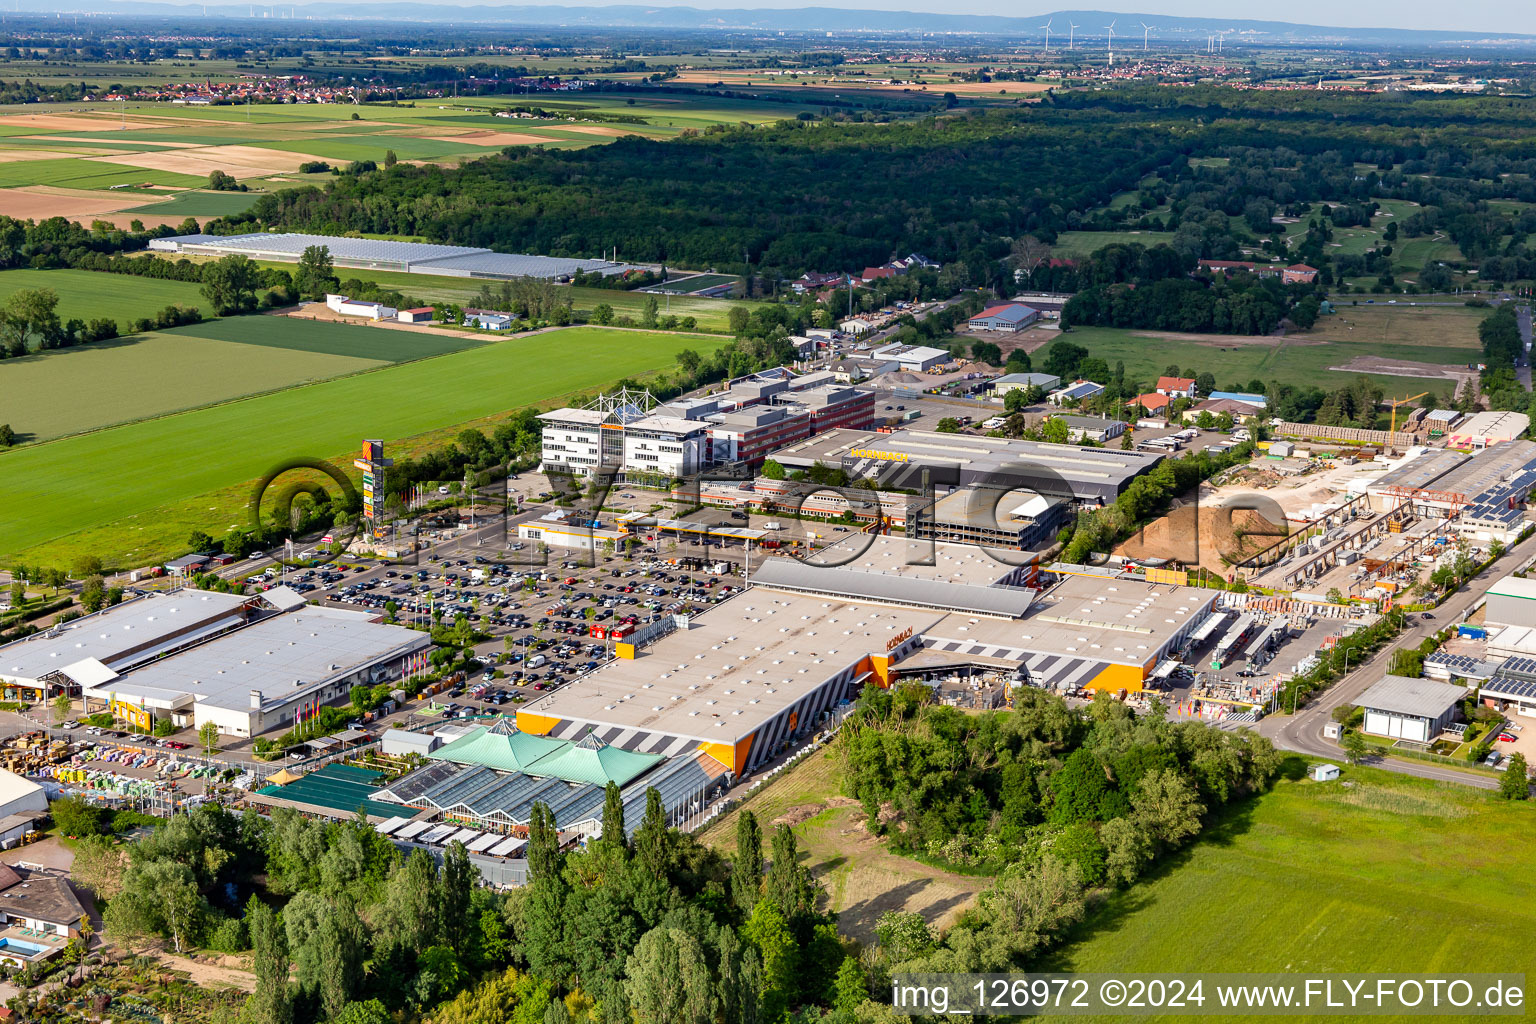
left=1206, top=390, right=1268, bottom=408
left=1182, top=398, right=1264, bottom=424
left=1126, top=393, right=1172, bottom=415
left=968, top=303, right=1040, bottom=332
left=0, top=863, right=87, bottom=959
left=1282, top=264, right=1319, bottom=284
left=1155, top=376, right=1198, bottom=399
left=840, top=318, right=874, bottom=335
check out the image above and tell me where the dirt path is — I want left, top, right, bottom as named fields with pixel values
left=153, top=951, right=256, bottom=992
left=700, top=749, right=985, bottom=943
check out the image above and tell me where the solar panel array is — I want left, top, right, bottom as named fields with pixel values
left=387, top=750, right=723, bottom=834
left=1485, top=675, right=1536, bottom=700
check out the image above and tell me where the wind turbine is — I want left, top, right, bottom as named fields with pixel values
left=1105, top=19, right=1116, bottom=66
left=1140, top=22, right=1153, bottom=50
left=1040, top=17, right=1053, bottom=51
left=1218, top=29, right=1230, bottom=52
left=1068, top=21, right=1078, bottom=49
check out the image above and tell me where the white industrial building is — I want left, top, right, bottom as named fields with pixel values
left=325, top=294, right=397, bottom=320
left=870, top=342, right=951, bottom=372
left=149, top=232, right=644, bottom=281
left=1355, top=675, right=1468, bottom=743
left=77, top=596, right=431, bottom=738
left=0, top=590, right=251, bottom=702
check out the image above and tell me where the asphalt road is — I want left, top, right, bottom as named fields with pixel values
left=1258, top=532, right=1536, bottom=789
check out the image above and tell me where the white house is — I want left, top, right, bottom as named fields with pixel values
left=840, top=318, right=874, bottom=336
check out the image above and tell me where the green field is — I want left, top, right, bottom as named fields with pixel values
left=0, top=268, right=207, bottom=322
left=0, top=315, right=490, bottom=442
left=1052, top=230, right=1177, bottom=257
left=1044, top=760, right=1536, bottom=989
left=1060, top=303, right=1482, bottom=396
left=0, top=326, right=724, bottom=565
left=126, top=189, right=260, bottom=219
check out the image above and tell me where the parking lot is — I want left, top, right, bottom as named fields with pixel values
left=295, top=535, right=748, bottom=717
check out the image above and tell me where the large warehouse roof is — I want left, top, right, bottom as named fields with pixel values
left=748, top=558, right=1036, bottom=618
left=520, top=591, right=945, bottom=745
left=0, top=590, right=248, bottom=686
left=152, top=232, right=644, bottom=280
left=768, top=427, right=1164, bottom=498
left=89, top=606, right=429, bottom=713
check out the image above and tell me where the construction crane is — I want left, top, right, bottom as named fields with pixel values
left=1388, top=391, right=1429, bottom=435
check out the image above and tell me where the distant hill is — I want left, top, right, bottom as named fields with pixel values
left=43, top=4, right=1536, bottom=46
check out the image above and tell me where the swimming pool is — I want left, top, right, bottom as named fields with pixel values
left=0, top=937, right=47, bottom=956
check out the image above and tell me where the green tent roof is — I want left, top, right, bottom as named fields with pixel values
left=427, top=718, right=566, bottom=773
left=523, top=730, right=663, bottom=788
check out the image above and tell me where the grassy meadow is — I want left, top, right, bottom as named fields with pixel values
left=0, top=314, right=492, bottom=443
left=1059, top=303, right=1483, bottom=397
left=1044, top=760, right=1536, bottom=988
left=0, top=325, right=724, bottom=566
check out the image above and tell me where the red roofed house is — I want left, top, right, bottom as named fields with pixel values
left=860, top=266, right=900, bottom=283
left=1126, top=392, right=1172, bottom=415
left=1282, top=264, right=1319, bottom=284
left=1155, top=376, right=1198, bottom=399
left=396, top=307, right=435, bottom=324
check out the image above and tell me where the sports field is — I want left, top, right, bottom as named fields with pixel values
left=1061, top=303, right=1483, bottom=397
left=0, top=268, right=207, bottom=322
left=1044, top=760, right=1536, bottom=987
left=0, top=315, right=487, bottom=442
left=0, top=326, right=723, bottom=566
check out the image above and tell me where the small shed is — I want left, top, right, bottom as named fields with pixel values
left=382, top=729, right=439, bottom=757
left=1309, top=763, right=1341, bottom=782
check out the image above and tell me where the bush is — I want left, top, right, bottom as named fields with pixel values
left=204, top=914, right=249, bottom=953
left=49, top=796, right=103, bottom=837
left=152, top=718, right=175, bottom=737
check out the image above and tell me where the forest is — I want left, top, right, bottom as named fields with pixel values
left=31, top=687, right=1282, bottom=1024
left=216, top=88, right=1536, bottom=289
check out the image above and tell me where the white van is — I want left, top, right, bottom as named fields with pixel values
left=527, top=654, right=547, bottom=669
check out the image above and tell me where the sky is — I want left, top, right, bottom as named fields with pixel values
left=364, top=0, right=1534, bottom=35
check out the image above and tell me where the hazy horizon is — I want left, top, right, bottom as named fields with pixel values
left=39, top=1, right=1536, bottom=36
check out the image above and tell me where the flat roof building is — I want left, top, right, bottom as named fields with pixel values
left=0, top=590, right=250, bottom=700
left=81, top=603, right=432, bottom=738
left=1448, top=411, right=1531, bottom=450
left=767, top=427, right=1165, bottom=504
left=1356, top=675, right=1468, bottom=743
left=516, top=536, right=1212, bottom=775
left=150, top=232, right=642, bottom=280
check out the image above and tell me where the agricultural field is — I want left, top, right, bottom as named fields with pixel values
left=0, top=314, right=488, bottom=442
left=1044, top=760, right=1536, bottom=985
left=0, top=325, right=725, bottom=566
left=0, top=93, right=810, bottom=230
left=698, top=747, right=986, bottom=943
left=0, top=267, right=207, bottom=322
left=1061, top=302, right=1485, bottom=398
